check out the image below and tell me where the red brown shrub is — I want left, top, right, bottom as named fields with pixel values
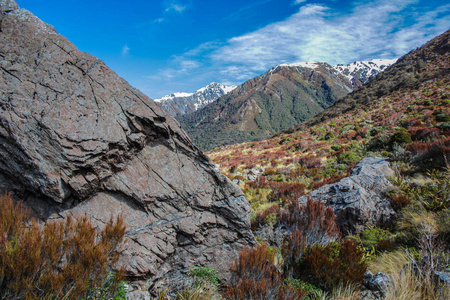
left=310, top=174, right=348, bottom=190
left=389, top=194, right=412, bottom=211
left=298, top=239, right=366, bottom=291
left=409, top=126, right=441, bottom=141
left=413, top=137, right=450, bottom=169
left=280, top=197, right=340, bottom=241
left=224, top=243, right=306, bottom=300
left=406, top=140, right=431, bottom=155
left=0, top=193, right=126, bottom=299
left=281, top=198, right=340, bottom=276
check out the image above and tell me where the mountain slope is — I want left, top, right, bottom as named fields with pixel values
left=179, top=60, right=395, bottom=151
left=154, top=82, right=236, bottom=117
left=207, top=28, right=449, bottom=226
left=282, top=30, right=450, bottom=134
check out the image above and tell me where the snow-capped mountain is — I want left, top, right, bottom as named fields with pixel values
left=275, top=59, right=397, bottom=90
left=154, top=82, right=236, bottom=117
left=180, top=58, right=397, bottom=150
left=333, top=59, right=397, bottom=88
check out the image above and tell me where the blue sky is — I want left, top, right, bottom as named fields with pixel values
left=16, top=0, right=450, bottom=99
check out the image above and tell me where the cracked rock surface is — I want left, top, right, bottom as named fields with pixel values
left=299, top=157, right=396, bottom=235
left=0, top=0, right=254, bottom=293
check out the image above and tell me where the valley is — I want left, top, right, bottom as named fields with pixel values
left=0, top=0, right=449, bottom=299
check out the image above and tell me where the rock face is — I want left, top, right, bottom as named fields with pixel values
left=298, top=157, right=396, bottom=234
left=0, top=0, right=254, bottom=294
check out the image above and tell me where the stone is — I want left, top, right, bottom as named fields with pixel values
left=363, top=271, right=390, bottom=294
left=0, top=0, right=254, bottom=294
left=298, top=157, right=396, bottom=234
left=433, top=271, right=450, bottom=286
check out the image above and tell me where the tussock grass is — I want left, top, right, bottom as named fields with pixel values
left=313, top=283, right=360, bottom=300
left=368, top=250, right=410, bottom=274
left=384, top=265, right=450, bottom=300
left=177, top=282, right=221, bottom=300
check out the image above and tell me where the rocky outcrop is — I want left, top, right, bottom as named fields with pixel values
left=298, top=157, right=396, bottom=234
left=0, top=0, right=254, bottom=294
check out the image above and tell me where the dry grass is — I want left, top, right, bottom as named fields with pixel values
left=325, top=283, right=361, bottom=300
left=368, top=250, right=410, bottom=275
left=384, top=265, right=450, bottom=300
left=176, top=282, right=221, bottom=300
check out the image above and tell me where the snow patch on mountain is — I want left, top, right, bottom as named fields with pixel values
left=155, top=92, right=193, bottom=102
left=154, top=82, right=236, bottom=117
left=333, top=59, right=397, bottom=86
left=277, top=61, right=320, bottom=69
left=274, top=59, right=396, bottom=89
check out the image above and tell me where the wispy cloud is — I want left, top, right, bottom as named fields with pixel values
left=293, top=0, right=307, bottom=5
left=121, top=45, right=130, bottom=57
left=147, top=0, right=449, bottom=95
left=152, top=1, right=189, bottom=23
left=164, top=1, right=187, bottom=13
left=211, top=0, right=449, bottom=79
left=223, top=0, right=274, bottom=21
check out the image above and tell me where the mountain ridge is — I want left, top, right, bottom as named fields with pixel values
left=280, top=29, right=450, bottom=135
left=179, top=59, right=396, bottom=151
left=154, top=82, right=236, bottom=117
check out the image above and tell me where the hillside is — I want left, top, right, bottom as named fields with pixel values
left=208, top=28, right=449, bottom=234
left=154, top=82, right=236, bottom=117
left=204, top=28, right=450, bottom=300
left=179, top=60, right=395, bottom=151
left=282, top=29, right=450, bottom=134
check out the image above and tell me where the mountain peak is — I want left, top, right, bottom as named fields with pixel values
left=179, top=58, right=397, bottom=151
left=155, top=82, right=236, bottom=117
left=276, top=61, right=321, bottom=69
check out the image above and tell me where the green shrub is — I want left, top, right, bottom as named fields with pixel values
left=331, top=145, right=341, bottom=151
left=357, top=227, right=394, bottom=253
left=188, top=266, right=221, bottom=287
left=285, top=279, right=323, bottom=298
left=389, top=129, right=412, bottom=146
left=337, top=151, right=361, bottom=165
left=324, top=132, right=335, bottom=140
left=435, top=113, right=450, bottom=122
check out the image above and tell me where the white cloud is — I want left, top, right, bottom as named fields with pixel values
left=219, top=66, right=259, bottom=81
left=211, top=0, right=449, bottom=71
left=165, top=2, right=187, bottom=13
left=146, top=0, right=449, bottom=94
left=293, top=0, right=307, bottom=5
left=121, top=45, right=130, bottom=57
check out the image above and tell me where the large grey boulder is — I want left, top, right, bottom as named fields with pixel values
left=0, top=0, right=254, bottom=294
left=299, top=157, right=396, bottom=234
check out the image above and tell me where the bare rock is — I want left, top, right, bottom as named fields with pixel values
left=299, top=157, right=396, bottom=234
left=363, top=271, right=390, bottom=298
left=0, top=0, right=254, bottom=293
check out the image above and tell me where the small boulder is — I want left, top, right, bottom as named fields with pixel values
left=299, top=157, right=396, bottom=234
